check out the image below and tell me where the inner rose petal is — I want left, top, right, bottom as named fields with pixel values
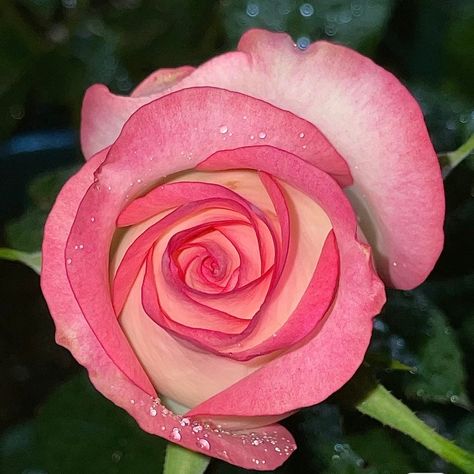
left=196, top=158, right=333, bottom=355
left=119, top=267, right=273, bottom=408
left=153, top=216, right=274, bottom=330
left=113, top=164, right=332, bottom=359
left=167, top=225, right=274, bottom=319
left=173, top=231, right=241, bottom=293
left=113, top=207, right=256, bottom=331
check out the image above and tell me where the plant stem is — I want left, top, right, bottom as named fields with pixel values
left=163, top=443, right=210, bottom=474
left=356, top=382, right=474, bottom=473
left=440, top=133, right=474, bottom=177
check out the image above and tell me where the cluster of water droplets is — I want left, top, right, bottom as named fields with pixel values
left=127, top=395, right=296, bottom=464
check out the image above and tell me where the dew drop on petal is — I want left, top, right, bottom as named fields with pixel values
left=219, top=125, right=228, bottom=134
left=180, top=417, right=191, bottom=427
left=197, top=438, right=211, bottom=451
left=258, top=131, right=267, bottom=139
left=90, top=217, right=95, bottom=222
left=170, top=427, right=182, bottom=441
left=150, top=407, right=157, bottom=416
left=66, top=258, right=72, bottom=265
left=299, top=132, right=305, bottom=138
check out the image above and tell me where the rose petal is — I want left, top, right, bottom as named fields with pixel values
left=81, top=86, right=352, bottom=187
left=187, top=144, right=385, bottom=417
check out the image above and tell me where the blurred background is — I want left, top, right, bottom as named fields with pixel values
left=1, top=1, right=473, bottom=473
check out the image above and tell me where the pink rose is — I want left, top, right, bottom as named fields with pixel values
left=41, top=30, right=444, bottom=470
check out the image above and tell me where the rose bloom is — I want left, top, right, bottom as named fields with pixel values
left=41, top=30, right=444, bottom=470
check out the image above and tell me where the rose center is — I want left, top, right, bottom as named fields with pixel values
left=170, top=229, right=243, bottom=295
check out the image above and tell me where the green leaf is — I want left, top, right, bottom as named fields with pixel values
left=404, top=305, right=470, bottom=408
left=376, top=291, right=469, bottom=407
left=5, top=166, right=77, bottom=252
left=0, top=248, right=41, bottom=274
left=164, top=443, right=210, bottom=474
left=0, top=373, right=167, bottom=474
left=347, top=428, right=414, bottom=474
left=345, top=370, right=474, bottom=473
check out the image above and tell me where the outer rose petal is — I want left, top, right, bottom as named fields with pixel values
left=81, top=29, right=444, bottom=289
left=41, top=150, right=296, bottom=471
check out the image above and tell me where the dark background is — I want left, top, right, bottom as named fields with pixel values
left=1, top=1, right=473, bottom=473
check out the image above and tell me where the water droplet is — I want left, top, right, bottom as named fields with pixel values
left=90, top=217, right=95, bottom=222
left=246, top=2, right=259, bottom=17
left=299, top=132, right=305, bottom=138
left=299, top=3, right=314, bottom=17
left=66, top=258, right=72, bottom=265
left=296, top=36, right=310, bottom=50
left=450, top=395, right=459, bottom=403
left=197, top=438, right=211, bottom=450
left=150, top=407, right=157, bottom=416
left=192, top=424, right=203, bottom=433
left=219, top=125, right=228, bottom=134
left=79, top=244, right=84, bottom=249
left=258, top=131, right=267, bottom=139
left=130, top=399, right=135, bottom=404
left=392, top=261, right=398, bottom=267
left=170, top=427, right=182, bottom=441
left=250, top=134, right=255, bottom=140
left=180, top=417, right=190, bottom=426
left=137, top=178, right=142, bottom=183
